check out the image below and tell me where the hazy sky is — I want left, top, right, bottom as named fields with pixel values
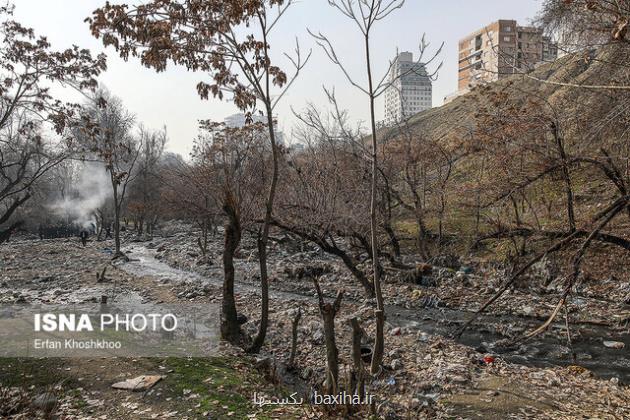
left=14, top=0, right=543, bottom=156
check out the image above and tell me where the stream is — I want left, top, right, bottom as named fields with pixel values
left=120, top=245, right=630, bottom=383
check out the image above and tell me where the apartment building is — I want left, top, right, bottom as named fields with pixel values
left=383, top=52, right=432, bottom=126
left=457, top=19, right=557, bottom=91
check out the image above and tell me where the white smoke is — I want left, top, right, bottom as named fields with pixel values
left=49, top=162, right=111, bottom=229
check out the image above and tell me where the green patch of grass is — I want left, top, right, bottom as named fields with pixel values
left=158, top=357, right=291, bottom=419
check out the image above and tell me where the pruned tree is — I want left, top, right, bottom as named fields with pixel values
left=89, top=0, right=310, bottom=353
left=313, top=277, right=344, bottom=395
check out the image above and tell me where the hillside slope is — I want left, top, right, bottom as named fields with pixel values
left=379, top=43, right=630, bottom=289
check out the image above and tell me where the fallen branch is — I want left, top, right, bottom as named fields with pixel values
left=520, top=200, right=626, bottom=341
left=475, top=226, right=630, bottom=251
left=455, top=195, right=629, bottom=338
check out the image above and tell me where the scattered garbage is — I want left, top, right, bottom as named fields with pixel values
left=390, top=359, right=403, bottom=370
left=111, top=375, right=164, bottom=391
left=400, top=264, right=436, bottom=286
left=482, top=356, right=496, bottom=365
left=460, top=266, right=473, bottom=275
left=4, top=226, right=630, bottom=418
left=603, top=341, right=625, bottom=350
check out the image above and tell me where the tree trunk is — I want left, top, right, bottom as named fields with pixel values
left=365, top=33, right=385, bottom=376
left=198, top=217, right=209, bottom=256
left=314, top=278, right=343, bottom=395
left=221, top=196, right=241, bottom=343
left=337, top=250, right=375, bottom=297
left=322, top=306, right=339, bottom=394
left=415, top=205, right=431, bottom=260
left=112, top=181, right=122, bottom=257
left=384, top=223, right=401, bottom=258
left=349, top=317, right=365, bottom=396
left=438, top=193, right=446, bottom=245
left=554, top=125, right=576, bottom=232
left=249, top=104, right=279, bottom=354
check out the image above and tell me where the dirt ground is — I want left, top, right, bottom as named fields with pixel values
left=1, top=234, right=629, bottom=419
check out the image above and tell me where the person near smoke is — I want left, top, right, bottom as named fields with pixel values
left=79, top=229, right=89, bottom=247
left=105, top=225, right=112, bottom=239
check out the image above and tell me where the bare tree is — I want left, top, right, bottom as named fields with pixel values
left=277, top=99, right=376, bottom=297
left=75, top=91, right=140, bottom=258
left=127, top=126, right=167, bottom=235
left=159, top=154, right=219, bottom=256
left=311, top=0, right=441, bottom=374
left=0, top=113, right=65, bottom=243
left=382, top=118, right=457, bottom=258
left=539, top=0, right=630, bottom=51
left=190, top=122, right=266, bottom=342
left=455, top=79, right=630, bottom=337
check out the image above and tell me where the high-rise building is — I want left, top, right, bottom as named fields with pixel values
left=457, top=20, right=558, bottom=92
left=383, top=52, right=432, bottom=126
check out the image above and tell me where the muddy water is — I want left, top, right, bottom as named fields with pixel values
left=120, top=245, right=630, bottom=383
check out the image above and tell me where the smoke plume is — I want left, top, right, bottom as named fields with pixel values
left=49, top=162, right=111, bottom=229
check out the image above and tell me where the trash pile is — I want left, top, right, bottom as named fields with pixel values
left=3, top=228, right=630, bottom=418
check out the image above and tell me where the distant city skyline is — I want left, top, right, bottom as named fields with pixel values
left=13, top=0, right=544, bottom=156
